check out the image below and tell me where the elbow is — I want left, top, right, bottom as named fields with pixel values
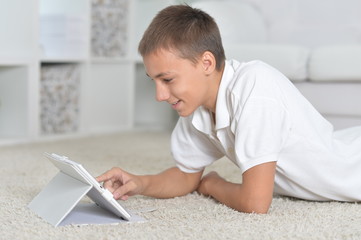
left=245, top=202, right=270, bottom=214
left=238, top=196, right=272, bottom=214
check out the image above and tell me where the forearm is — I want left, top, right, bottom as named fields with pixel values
left=200, top=162, right=276, bottom=213
left=207, top=178, right=271, bottom=213
left=139, top=167, right=203, bottom=199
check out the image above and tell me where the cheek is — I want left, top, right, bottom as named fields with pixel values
left=173, top=71, right=206, bottom=102
left=179, top=83, right=204, bottom=105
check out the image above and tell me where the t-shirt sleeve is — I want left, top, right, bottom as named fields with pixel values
left=171, top=117, right=224, bottom=173
left=232, top=96, right=291, bottom=173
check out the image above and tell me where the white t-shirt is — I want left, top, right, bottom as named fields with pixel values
left=171, top=59, right=361, bottom=202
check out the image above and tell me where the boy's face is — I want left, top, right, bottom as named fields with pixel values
left=143, top=49, right=217, bottom=117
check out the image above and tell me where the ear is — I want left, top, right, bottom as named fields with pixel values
left=200, top=51, right=216, bottom=75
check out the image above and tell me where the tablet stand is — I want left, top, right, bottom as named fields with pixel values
left=28, top=171, right=93, bottom=226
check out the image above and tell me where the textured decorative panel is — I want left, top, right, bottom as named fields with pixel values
left=40, top=64, right=80, bottom=135
left=91, top=0, right=129, bottom=57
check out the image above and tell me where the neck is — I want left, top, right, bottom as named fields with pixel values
left=204, top=64, right=225, bottom=113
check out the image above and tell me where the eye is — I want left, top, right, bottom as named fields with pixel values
left=163, top=78, right=173, bottom=83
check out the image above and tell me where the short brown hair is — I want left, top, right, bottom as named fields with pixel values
left=138, top=4, right=225, bottom=71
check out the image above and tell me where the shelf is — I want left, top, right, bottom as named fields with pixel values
left=40, top=58, right=88, bottom=64
left=39, top=63, right=82, bottom=135
left=0, top=0, right=181, bottom=145
left=39, top=14, right=89, bottom=60
left=83, top=62, right=133, bottom=133
left=90, top=57, right=132, bottom=64
left=91, top=0, right=130, bottom=58
left=0, top=58, right=32, bottom=66
left=0, top=0, right=38, bottom=60
left=39, top=0, right=90, bottom=60
left=0, top=66, right=28, bottom=138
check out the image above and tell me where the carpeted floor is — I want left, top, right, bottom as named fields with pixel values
left=1, top=131, right=361, bottom=239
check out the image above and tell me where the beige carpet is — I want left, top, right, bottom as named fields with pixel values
left=1, top=131, right=361, bottom=239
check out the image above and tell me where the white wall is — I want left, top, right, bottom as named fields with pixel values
left=189, top=0, right=361, bottom=47
left=241, top=0, right=361, bottom=47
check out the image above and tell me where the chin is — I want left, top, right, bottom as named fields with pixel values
left=177, top=110, right=194, bottom=118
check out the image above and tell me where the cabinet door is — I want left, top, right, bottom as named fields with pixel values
left=0, top=66, right=28, bottom=138
left=84, top=62, right=133, bottom=132
left=0, top=0, right=38, bottom=61
left=39, top=0, right=90, bottom=61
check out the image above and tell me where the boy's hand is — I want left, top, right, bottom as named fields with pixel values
left=197, top=171, right=223, bottom=196
left=96, top=168, right=143, bottom=200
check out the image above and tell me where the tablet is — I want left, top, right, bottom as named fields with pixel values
left=44, top=152, right=131, bottom=221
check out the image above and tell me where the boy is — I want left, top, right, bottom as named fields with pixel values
left=97, top=5, right=361, bottom=214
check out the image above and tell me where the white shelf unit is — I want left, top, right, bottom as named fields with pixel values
left=0, top=0, right=135, bottom=145
left=0, top=0, right=190, bottom=145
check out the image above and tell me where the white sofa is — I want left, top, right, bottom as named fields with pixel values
left=192, top=0, right=361, bottom=130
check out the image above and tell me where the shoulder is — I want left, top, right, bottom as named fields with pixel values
left=225, top=60, right=289, bottom=99
left=220, top=60, right=291, bottom=121
left=230, top=60, right=286, bottom=85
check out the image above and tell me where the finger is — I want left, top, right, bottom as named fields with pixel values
left=120, top=195, right=129, bottom=201
left=96, top=172, right=111, bottom=183
left=103, top=179, right=115, bottom=192
left=104, top=180, right=122, bottom=193
left=96, top=168, right=122, bottom=183
left=112, top=181, right=135, bottom=200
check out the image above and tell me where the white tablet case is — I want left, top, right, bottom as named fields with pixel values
left=28, top=153, right=132, bottom=226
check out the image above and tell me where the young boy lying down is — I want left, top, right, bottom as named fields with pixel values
left=97, top=5, right=361, bottom=213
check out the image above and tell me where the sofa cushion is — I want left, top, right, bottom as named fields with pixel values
left=309, top=45, right=361, bottom=81
left=294, top=82, right=361, bottom=117
left=224, top=44, right=310, bottom=81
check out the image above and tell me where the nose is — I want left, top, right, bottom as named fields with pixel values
left=155, top=82, right=170, bottom=102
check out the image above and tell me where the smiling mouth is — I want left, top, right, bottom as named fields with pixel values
left=171, top=100, right=181, bottom=109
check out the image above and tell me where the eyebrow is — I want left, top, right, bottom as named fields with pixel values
left=146, top=72, right=172, bottom=79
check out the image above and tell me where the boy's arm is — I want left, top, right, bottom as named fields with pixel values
left=140, top=167, right=203, bottom=198
left=197, top=161, right=276, bottom=214
left=96, top=167, right=203, bottom=200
